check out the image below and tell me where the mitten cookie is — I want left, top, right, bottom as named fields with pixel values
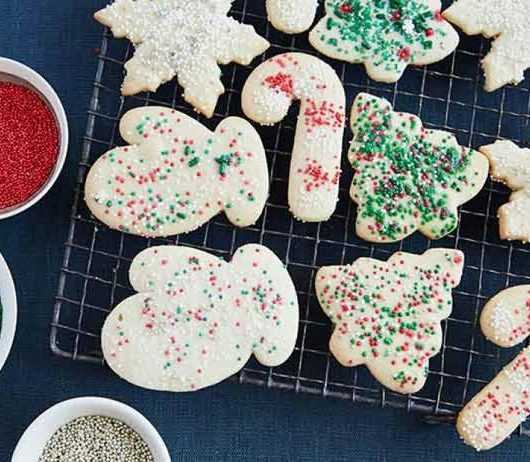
left=95, top=0, right=269, bottom=117
left=316, top=248, right=464, bottom=394
left=444, top=0, right=530, bottom=91
left=85, top=107, right=269, bottom=237
left=242, top=53, right=346, bottom=222
left=480, top=140, right=530, bottom=242
left=481, top=286, right=530, bottom=348
left=266, top=0, right=319, bottom=34
left=102, top=244, right=299, bottom=392
left=308, top=0, right=459, bottom=83
left=349, top=93, right=489, bottom=243
left=457, top=346, right=530, bottom=451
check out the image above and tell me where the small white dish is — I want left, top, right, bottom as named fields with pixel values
left=0, top=57, right=69, bottom=220
left=0, top=251, right=17, bottom=373
left=12, top=396, right=171, bottom=462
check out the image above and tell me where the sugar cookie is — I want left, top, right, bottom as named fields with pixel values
left=85, top=107, right=269, bottom=237
left=95, top=0, right=269, bottom=117
left=266, top=0, right=319, bottom=34
left=349, top=93, right=489, bottom=243
left=480, top=140, right=530, bottom=242
left=316, top=248, right=464, bottom=394
left=242, top=52, right=346, bottom=222
left=457, top=346, right=530, bottom=451
left=481, top=285, right=530, bottom=348
left=444, top=0, right=530, bottom=91
left=308, top=0, right=459, bottom=83
left=102, top=244, right=299, bottom=392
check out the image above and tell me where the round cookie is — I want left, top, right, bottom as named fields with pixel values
left=102, top=244, right=300, bottom=392
left=266, top=0, right=319, bottom=34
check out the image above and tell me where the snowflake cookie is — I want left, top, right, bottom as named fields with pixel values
left=308, top=0, right=459, bottom=82
left=266, top=0, right=319, bottom=34
left=316, top=248, right=464, bottom=394
left=242, top=53, right=346, bottom=222
left=102, top=244, right=299, bottom=392
left=85, top=107, right=269, bottom=237
left=457, top=346, right=530, bottom=451
left=349, top=93, right=489, bottom=243
left=481, top=285, right=530, bottom=348
left=480, top=140, right=530, bottom=242
left=444, top=0, right=530, bottom=91
left=95, top=0, right=269, bottom=117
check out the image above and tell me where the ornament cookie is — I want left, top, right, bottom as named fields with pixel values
left=85, top=107, right=269, bottom=237
left=102, top=244, right=299, bottom=392
left=481, top=286, right=530, bottom=348
left=316, top=248, right=464, bottom=394
left=242, top=53, right=346, bottom=222
left=266, top=0, right=319, bottom=34
left=444, top=0, right=530, bottom=91
left=457, top=346, right=530, bottom=451
left=308, top=0, right=459, bottom=83
left=95, top=0, right=269, bottom=117
left=349, top=93, right=489, bottom=243
left=480, top=140, right=530, bottom=242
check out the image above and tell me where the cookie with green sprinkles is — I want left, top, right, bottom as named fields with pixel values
left=85, top=107, right=269, bottom=238
left=349, top=93, right=489, bottom=243
left=308, top=0, right=459, bottom=82
left=315, top=248, right=464, bottom=394
left=102, top=244, right=299, bottom=392
left=266, top=0, right=319, bottom=34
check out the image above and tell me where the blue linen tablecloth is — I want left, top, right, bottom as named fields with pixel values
left=0, top=1, right=528, bottom=461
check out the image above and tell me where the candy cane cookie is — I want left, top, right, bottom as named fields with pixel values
left=458, top=346, right=530, bottom=451
left=242, top=53, right=346, bottom=222
left=266, top=0, right=319, bottom=34
left=102, top=244, right=299, bottom=392
left=85, top=107, right=269, bottom=237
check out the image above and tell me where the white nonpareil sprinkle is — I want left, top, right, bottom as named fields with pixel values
left=39, top=416, right=154, bottom=462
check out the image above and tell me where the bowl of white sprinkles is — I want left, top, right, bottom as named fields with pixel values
left=0, top=251, right=17, bottom=374
left=12, top=397, right=171, bottom=462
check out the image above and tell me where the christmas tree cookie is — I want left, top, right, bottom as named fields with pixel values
left=316, top=248, right=464, bottom=394
left=480, top=140, right=530, bottom=243
left=95, top=0, right=269, bottom=117
left=85, top=107, right=269, bottom=237
left=444, top=0, right=530, bottom=91
left=348, top=93, right=489, bottom=243
left=102, top=244, right=299, bottom=392
left=266, top=0, right=319, bottom=34
left=308, top=0, right=459, bottom=82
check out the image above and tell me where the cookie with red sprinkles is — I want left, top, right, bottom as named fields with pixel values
left=101, top=244, right=299, bottom=392
left=85, top=107, right=269, bottom=237
left=308, top=0, right=459, bottom=83
left=95, top=0, right=269, bottom=117
left=457, top=346, right=530, bottom=451
left=242, top=52, right=346, bottom=222
left=349, top=93, right=489, bottom=243
left=315, top=248, right=464, bottom=394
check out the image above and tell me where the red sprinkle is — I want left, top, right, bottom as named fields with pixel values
left=0, top=82, right=59, bottom=209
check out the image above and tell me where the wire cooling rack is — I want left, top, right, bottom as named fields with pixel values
left=52, top=0, right=530, bottom=433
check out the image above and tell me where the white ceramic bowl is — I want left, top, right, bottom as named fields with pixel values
left=12, top=397, right=171, bottom=462
left=0, top=251, right=17, bottom=373
left=0, top=57, right=69, bottom=220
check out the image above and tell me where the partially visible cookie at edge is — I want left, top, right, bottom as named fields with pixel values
left=266, top=0, right=319, bottom=34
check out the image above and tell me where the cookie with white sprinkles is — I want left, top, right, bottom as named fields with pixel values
left=480, top=285, right=530, bottom=348
left=316, top=248, right=464, bottom=394
left=85, top=107, right=269, bottom=237
left=349, top=93, right=489, bottom=243
left=308, top=0, right=459, bottom=83
left=457, top=346, right=530, bottom=451
left=266, top=0, right=319, bottom=34
left=102, top=244, right=299, bottom=392
left=444, top=0, right=530, bottom=91
left=94, top=0, right=269, bottom=117
left=480, top=140, right=530, bottom=242
left=242, top=52, right=346, bottom=222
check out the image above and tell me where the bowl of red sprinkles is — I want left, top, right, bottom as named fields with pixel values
left=0, top=57, right=68, bottom=219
